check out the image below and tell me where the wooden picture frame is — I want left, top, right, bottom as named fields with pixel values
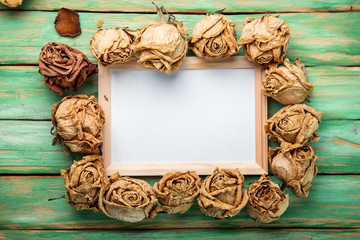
left=98, top=56, right=267, bottom=176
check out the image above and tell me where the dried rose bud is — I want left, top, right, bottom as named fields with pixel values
left=198, top=168, right=248, bottom=219
left=238, top=14, right=290, bottom=68
left=51, top=95, right=105, bottom=155
left=39, top=42, right=98, bottom=95
left=153, top=171, right=201, bottom=214
left=55, top=8, right=81, bottom=37
left=247, top=175, right=289, bottom=223
left=0, top=0, right=22, bottom=7
left=61, top=155, right=108, bottom=211
left=89, top=28, right=133, bottom=66
left=265, top=104, right=322, bottom=151
left=132, top=5, right=188, bottom=74
left=99, top=173, right=161, bottom=223
left=270, top=145, right=318, bottom=198
left=263, top=58, right=313, bottom=104
left=188, top=14, right=239, bottom=59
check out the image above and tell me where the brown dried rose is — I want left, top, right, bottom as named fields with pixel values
left=90, top=28, right=133, bottom=66
left=270, top=145, right=318, bottom=198
left=265, top=104, right=322, bottom=151
left=99, top=173, right=161, bottom=222
left=61, top=155, right=108, bottom=211
left=0, top=0, right=22, bottom=7
left=55, top=8, right=81, bottom=37
left=153, top=171, right=201, bottom=214
left=51, top=95, right=105, bottom=155
left=188, top=14, right=239, bottom=59
left=247, top=175, right=289, bottom=223
left=198, top=168, right=248, bottom=219
left=263, top=58, right=313, bottom=104
left=238, top=14, right=290, bottom=68
left=39, top=42, right=98, bottom=95
left=132, top=5, right=188, bottom=74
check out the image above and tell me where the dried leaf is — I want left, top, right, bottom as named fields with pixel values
left=51, top=95, right=105, bottom=155
left=265, top=104, right=322, bottom=151
left=39, top=42, right=98, bottom=95
left=55, top=8, right=81, bottom=37
left=188, top=14, right=239, bottom=59
left=262, top=58, right=313, bottom=104
left=270, top=145, right=318, bottom=198
left=97, top=19, right=104, bottom=28
left=246, top=175, right=289, bottom=223
left=198, top=168, right=248, bottom=219
left=90, top=28, right=133, bottom=66
left=99, top=173, right=161, bottom=222
left=154, top=171, right=201, bottom=214
left=61, top=155, right=108, bottom=211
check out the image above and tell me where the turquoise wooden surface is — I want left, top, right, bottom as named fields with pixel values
left=0, top=0, right=359, bottom=239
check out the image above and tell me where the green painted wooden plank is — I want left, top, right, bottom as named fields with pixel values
left=0, top=120, right=359, bottom=174
left=1, top=66, right=358, bottom=121
left=1, top=229, right=360, bottom=240
left=0, top=175, right=359, bottom=229
left=0, top=12, right=359, bottom=66
left=0, top=0, right=358, bottom=12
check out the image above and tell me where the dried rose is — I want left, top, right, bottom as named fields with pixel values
left=246, top=175, right=289, bottom=223
left=263, top=58, right=313, bottom=104
left=198, top=168, right=248, bottom=219
left=89, top=28, right=133, bottom=66
left=51, top=95, right=105, bottom=155
left=0, top=0, right=22, bottom=7
left=188, top=14, right=239, bottom=59
left=238, top=14, right=290, bottom=68
left=99, top=173, right=161, bottom=222
left=265, top=104, right=322, bottom=151
left=61, top=155, right=108, bottom=211
left=55, top=8, right=81, bottom=37
left=39, top=42, right=98, bottom=95
left=132, top=5, right=188, bottom=74
left=153, top=171, right=201, bottom=214
left=270, top=145, right=318, bottom=198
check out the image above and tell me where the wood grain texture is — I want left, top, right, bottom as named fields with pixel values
left=0, top=120, right=359, bottom=174
left=0, top=0, right=358, bottom=13
left=0, top=66, right=359, bottom=121
left=0, top=11, right=359, bottom=66
left=1, top=229, right=360, bottom=240
left=0, top=175, right=359, bottom=229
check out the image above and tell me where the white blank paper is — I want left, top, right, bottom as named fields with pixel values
left=111, top=69, right=255, bottom=164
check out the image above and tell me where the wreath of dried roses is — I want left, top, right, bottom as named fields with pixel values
left=42, top=5, right=322, bottom=224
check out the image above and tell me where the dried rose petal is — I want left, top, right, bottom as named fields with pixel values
left=55, top=8, right=81, bottom=37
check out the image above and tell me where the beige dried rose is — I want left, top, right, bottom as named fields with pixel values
left=51, top=95, right=105, bottom=155
left=238, top=14, right=290, bottom=68
left=247, top=175, right=289, bottom=223
left=265, top=104, right=322, bottom=151
left=153, top=171, right=201, bottom=214
left=263, top=58, right=313, bottom=104
left=132, top=5, right=188, bottom=74
left=0, top=0, right=22, bottom=7
left=198, top=168, right=248, bottom=219
left=270, top=145, right=318, bottom=198
left=99, top=173, right=161, bottom=223
left=61, top=155, right=108, bottom=211
left=90, top=28, right=133, bottom=66
left=188, top=14, right=239, bottom=59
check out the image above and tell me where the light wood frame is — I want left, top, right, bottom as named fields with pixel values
left=98, top=56, right=267, bottom=176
